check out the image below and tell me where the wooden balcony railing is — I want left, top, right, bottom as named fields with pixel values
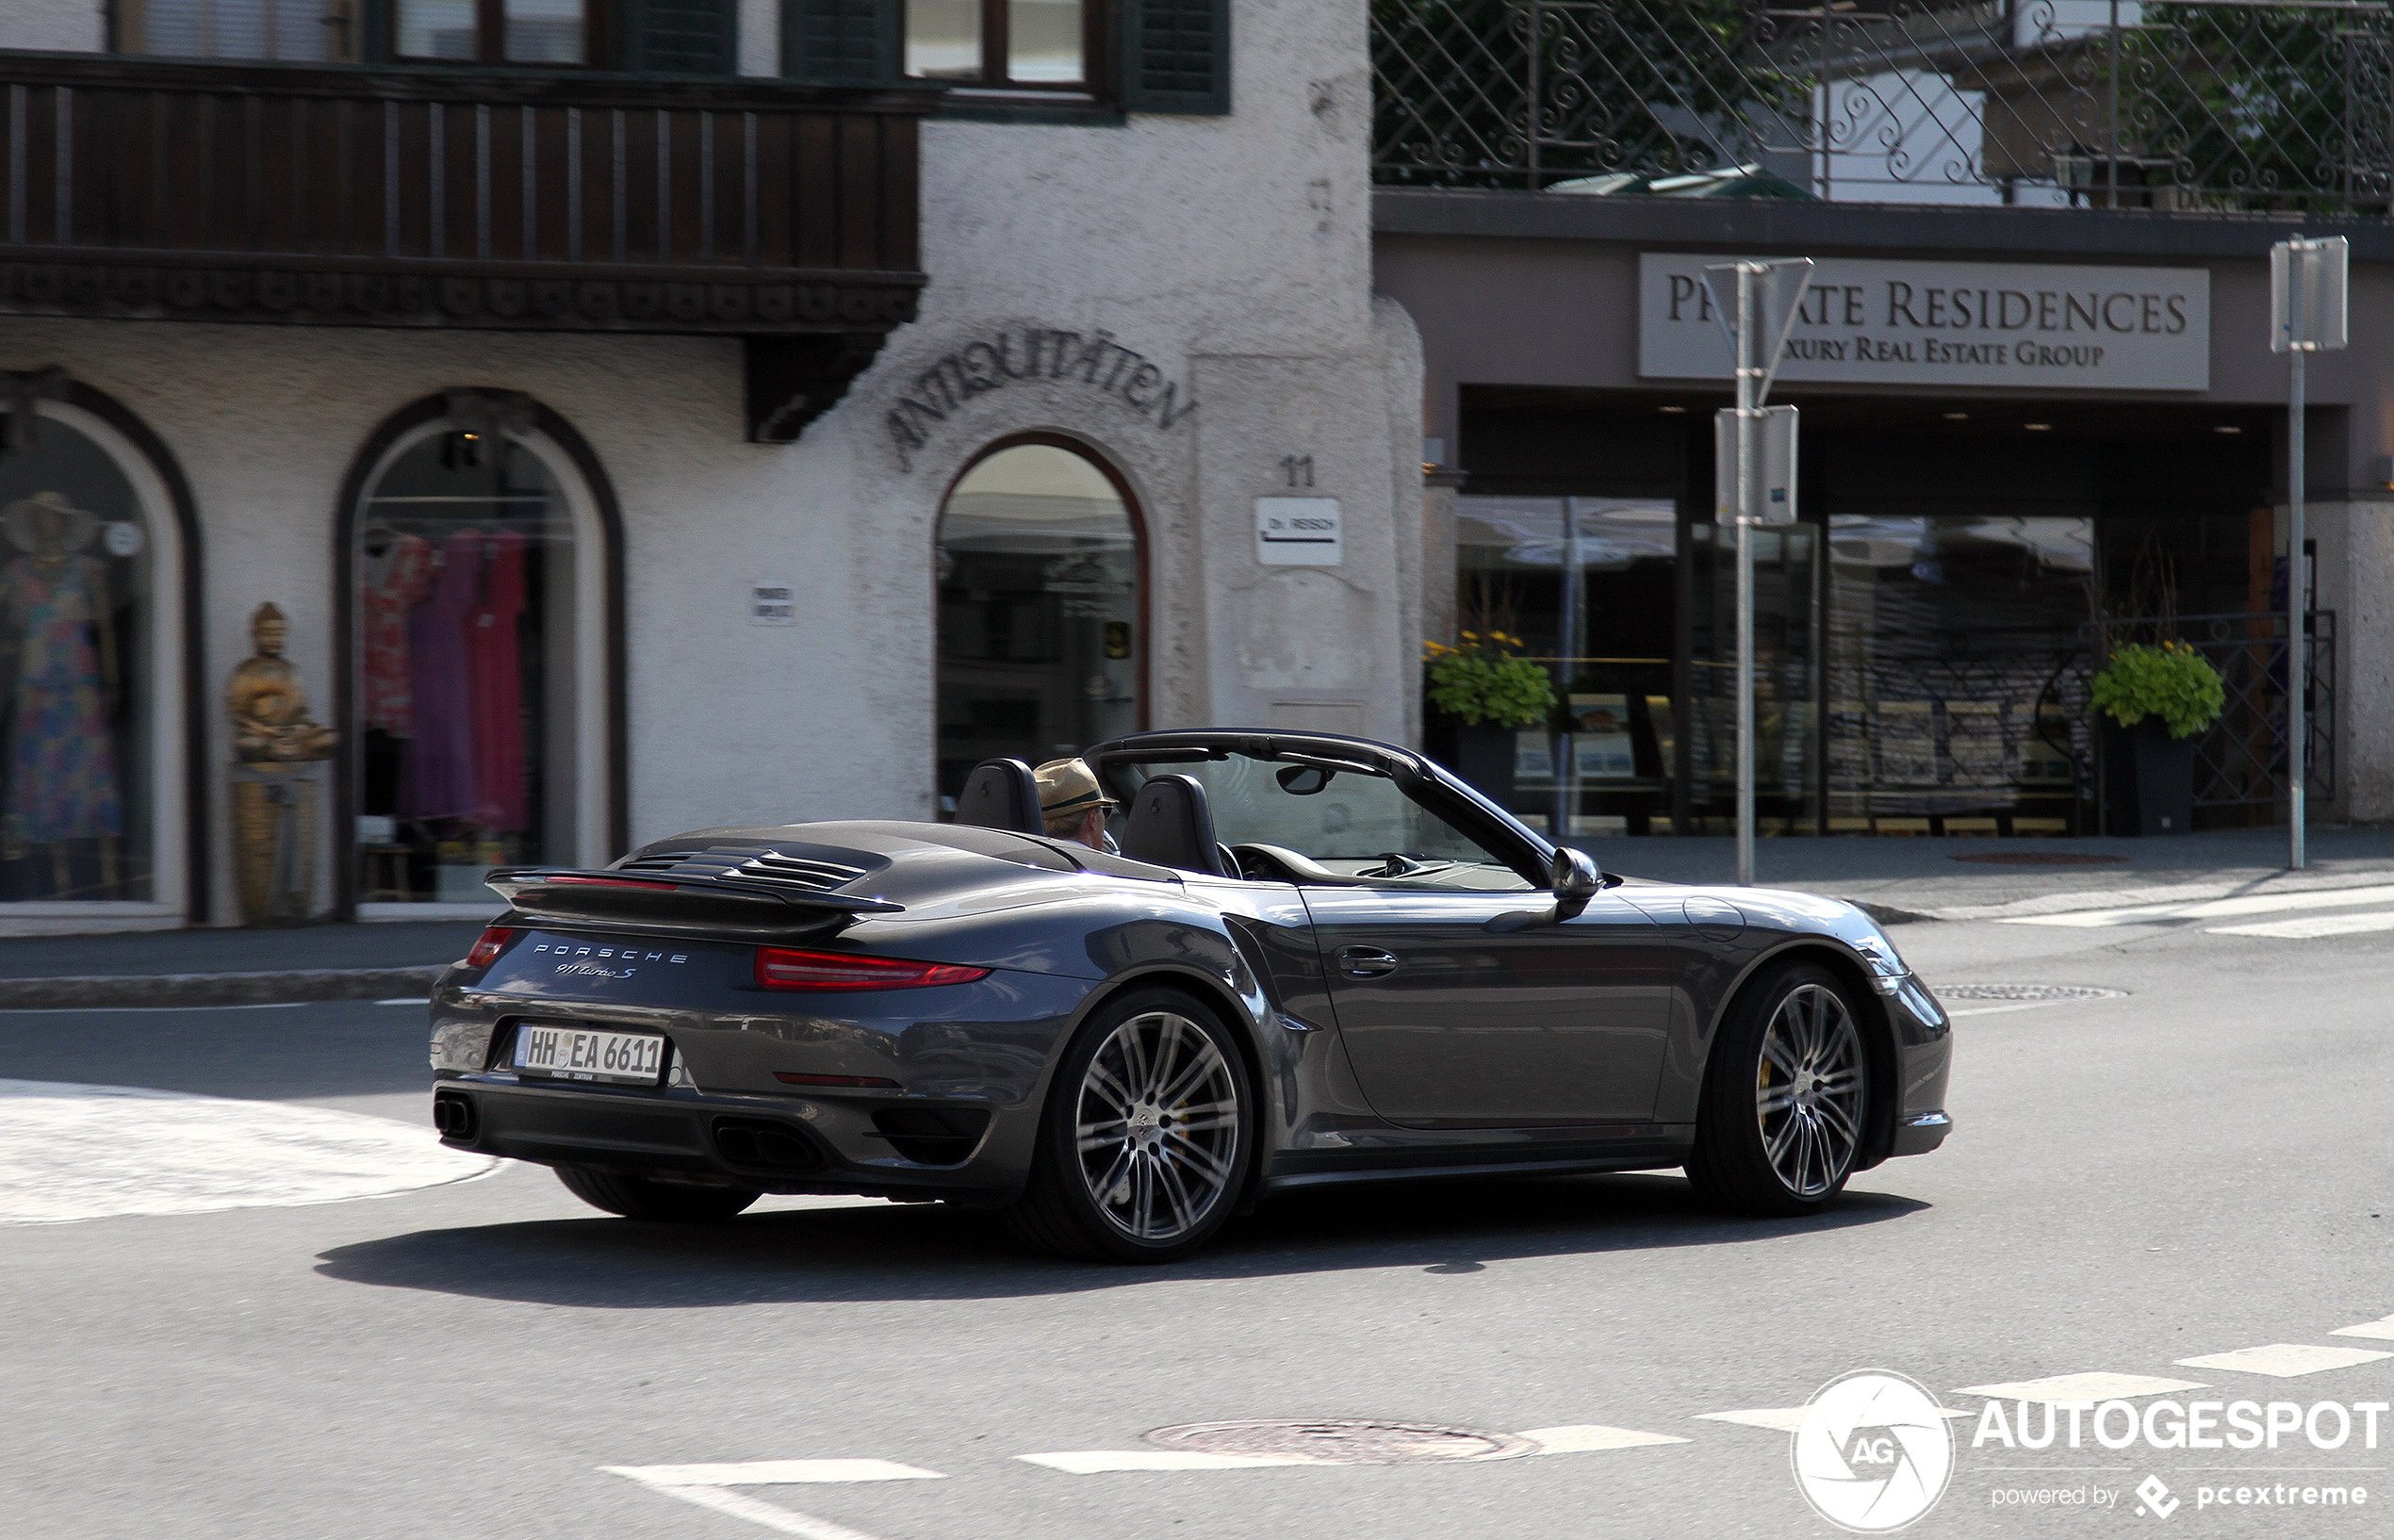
left=0, top=53, right=935, bottom=439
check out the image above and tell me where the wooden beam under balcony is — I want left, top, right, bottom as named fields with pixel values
left=0, top=52, right=935, bottom=440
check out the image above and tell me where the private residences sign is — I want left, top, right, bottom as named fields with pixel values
left=1638, top=254, right=2211, bottom=392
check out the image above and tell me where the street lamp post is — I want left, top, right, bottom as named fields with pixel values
left=2271, top=236, right=2349, bottom=871
left=1702, top=258, right=1813, bottom=886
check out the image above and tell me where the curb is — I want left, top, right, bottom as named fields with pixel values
left=0, top=965, right=447, bottom=1011
left=1849, top=901, right=1937, bottom=926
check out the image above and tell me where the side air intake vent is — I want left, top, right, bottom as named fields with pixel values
left=869, top=1106, right=993, bottom=1166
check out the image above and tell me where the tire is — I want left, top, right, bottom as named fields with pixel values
left=1685, top=961, right=1871, bottom=1218
left=555, top=1166, right=761, bottom=1222
left=1001, top=988, right=1255, bottom=1263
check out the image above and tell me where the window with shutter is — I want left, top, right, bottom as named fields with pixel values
left=783, top=0, right=900, bottom=87
left=628, top=0, right=736, bottom=74
left=1121, top=0, right=1226, bottom=115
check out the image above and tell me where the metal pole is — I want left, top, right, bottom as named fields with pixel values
left=1736, top=264, right=1759, bottom=886
left=2288, top=242, right=2308, bottom=871
left=1554, top=497, right=1582, bottom=844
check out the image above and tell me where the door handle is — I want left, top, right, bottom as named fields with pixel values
left=1336, top=946, right=1401, bottom=978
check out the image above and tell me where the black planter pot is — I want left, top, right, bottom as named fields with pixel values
left=2102, top=718, right=2198, bottom=836
left=1448, top=721, right=1519, bottom=810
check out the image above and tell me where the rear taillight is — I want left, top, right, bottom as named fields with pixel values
left=464, top=926, right=515, bottom=968
left=754, top=947, right=990, bottom=991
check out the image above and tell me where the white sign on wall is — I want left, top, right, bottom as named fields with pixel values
left=1640, top=254, right=2211, bottom=391
left=749, top=580, right=797, bottom=626
left=1255, top=498, right=1343, bottom=565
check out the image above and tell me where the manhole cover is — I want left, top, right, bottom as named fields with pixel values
left=1143, top=1419, right=1534, bottom=1465
left=1949, top=852, right=2127, bottom=866
left=1933, top=983, right=2127, bottom=1002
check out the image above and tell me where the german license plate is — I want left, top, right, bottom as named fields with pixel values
left=512, top=1024, right=668, bottom=1086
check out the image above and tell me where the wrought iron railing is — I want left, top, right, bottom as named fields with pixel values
left=1372, top=0, right=2394, bottom=212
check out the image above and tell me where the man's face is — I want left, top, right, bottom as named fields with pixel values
left=1073, top=807, right=1107, bottom=849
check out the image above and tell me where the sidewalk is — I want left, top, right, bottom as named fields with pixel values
left=0, top=922, right=487, bottom=1009
left=3, top=828, right=2386, bottom=1008
left=1589, top=826, right=2394, bottom=922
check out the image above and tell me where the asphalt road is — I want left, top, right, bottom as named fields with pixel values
left=5, top=912, right=2391, bottom=1540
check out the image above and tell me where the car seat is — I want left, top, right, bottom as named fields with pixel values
left=952, top=758, right=1043, bottom=836
left=1119, top=773, right=1235, bottom=876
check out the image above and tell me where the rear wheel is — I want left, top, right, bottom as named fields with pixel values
left=555, top=1166, right=760, bottom=1222
left=1685, top=962, right=1870, bottom=1217
left=1002, top=989, right=1254, bottom=1263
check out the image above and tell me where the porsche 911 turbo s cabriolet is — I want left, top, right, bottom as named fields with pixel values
left=428, top=729, right=1951, bottom=1262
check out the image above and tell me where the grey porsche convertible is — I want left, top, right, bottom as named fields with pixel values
left=428, top=729, right=1952, bottom=1262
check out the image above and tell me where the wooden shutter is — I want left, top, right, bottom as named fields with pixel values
left=1121, top=0, right=1230, bottom=115
left=781, top=0, right=900, bottom=87
left=627, top=0, right=739, bottom=75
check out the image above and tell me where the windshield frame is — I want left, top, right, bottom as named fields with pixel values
left=1087, top=729, right=1558, bottom=890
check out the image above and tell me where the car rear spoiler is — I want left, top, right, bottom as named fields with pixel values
left=484, top=867, right=903, bottom=940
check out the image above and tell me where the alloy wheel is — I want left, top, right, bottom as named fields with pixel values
left=1754, top=983, right=1864, bottom=1198
left=1074, top=1010, right=1240, bottom=1242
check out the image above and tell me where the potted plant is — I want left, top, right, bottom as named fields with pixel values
left=1424, top=629, right=1556, bottom=806
left=2091, top=640, right=2225, bottom=835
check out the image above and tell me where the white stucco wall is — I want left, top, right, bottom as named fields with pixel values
left=0, top=0, right=1422, bottom=928
left=0, top=0, right=103, bottom=53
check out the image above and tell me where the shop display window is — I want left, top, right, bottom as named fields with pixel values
left=936, top=441, right=1140, bottom=800
left=352, top=430, right=578, bottom=903
left=1451, top=496, right=1678, bottom=836
left=0, top=420, right=157, bottom=902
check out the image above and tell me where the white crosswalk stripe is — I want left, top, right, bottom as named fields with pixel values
left=1951, top=1371, right=2207, bottom=1401
left=2206, top=910, right=2394, bottom=940
left=2173, top=1343, right=2394, bottom=1377
left=2331, top=1316, right=2394, bottom=1341
left=2000, top=883, right=2394, bottom=929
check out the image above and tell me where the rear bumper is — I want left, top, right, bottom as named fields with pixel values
left=433, top=1073, right=1033, bottom=1202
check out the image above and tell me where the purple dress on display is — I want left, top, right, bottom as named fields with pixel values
left=398, top=532, right=484, bottom=822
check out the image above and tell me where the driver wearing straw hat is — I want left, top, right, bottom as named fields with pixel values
left=1033, top=758, right=1117, bottom=851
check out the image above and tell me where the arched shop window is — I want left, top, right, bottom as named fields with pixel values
left=348, top=408, right=606, bottom=908
left=0, top=402, right=186, bottom=908
left=936, top=440, right=1142, bottom=801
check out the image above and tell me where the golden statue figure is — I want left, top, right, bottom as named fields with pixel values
left=228, top=603, right=337, bottom=763
left=227, top=602, right=334, bottom=924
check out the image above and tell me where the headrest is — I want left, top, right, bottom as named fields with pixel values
left=952, top=758, right=1042, bottom=835
left=1118, top=774, right=1228, bottom=876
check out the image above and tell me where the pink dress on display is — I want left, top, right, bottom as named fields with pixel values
left=468, top=529, right=528, bottom=834
left=397, top=531, right=484, bottom=822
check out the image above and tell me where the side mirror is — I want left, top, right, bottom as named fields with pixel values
left=1550, top=846, right=1602, bottom=917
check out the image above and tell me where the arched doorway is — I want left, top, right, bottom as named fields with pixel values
left=935, top=438, right=1143, bottom=802
left=0, top=392, right=195, bottom=915
left=337, top=396, right=621, bottom=913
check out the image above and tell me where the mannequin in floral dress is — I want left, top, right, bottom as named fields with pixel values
left=2, top=491, right=122, bottom=894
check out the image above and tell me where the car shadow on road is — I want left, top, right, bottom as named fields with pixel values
left=314, top=1172, right=1929, bottom=1307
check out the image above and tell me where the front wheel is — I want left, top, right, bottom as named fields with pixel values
left=1685, top=962, right=1871, bottom=1217
left=1002, top=989, right=1254, bottom=1263
left=555, top=1166, right=760, bottom=1222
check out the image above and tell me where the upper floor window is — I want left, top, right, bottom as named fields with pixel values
left=396, top=0, right=590, bottom=65
left=907, top=0, right=1090, bottom=90
left=118, top=0, right=359, bottom=62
